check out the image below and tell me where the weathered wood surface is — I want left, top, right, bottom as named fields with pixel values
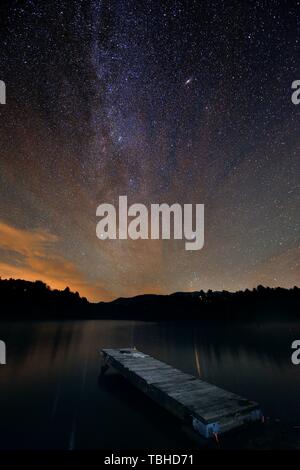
left=101, top=348, right=262, bottom=438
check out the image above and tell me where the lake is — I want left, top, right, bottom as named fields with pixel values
left=0, top=319, right=299, bottom=449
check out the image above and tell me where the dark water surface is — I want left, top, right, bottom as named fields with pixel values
left=0, top=319, right=299, bottom=449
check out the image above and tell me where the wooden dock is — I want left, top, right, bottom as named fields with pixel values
left=100, top=348, right=262, bottom=439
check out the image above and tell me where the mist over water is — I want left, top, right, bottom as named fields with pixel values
left=0, top=318, right=299, bottom=449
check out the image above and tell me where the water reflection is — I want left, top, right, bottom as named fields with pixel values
left=0, top=319, right=299, bottom=448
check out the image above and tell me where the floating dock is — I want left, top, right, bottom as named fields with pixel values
left=100, top=348, right=262, bottom=439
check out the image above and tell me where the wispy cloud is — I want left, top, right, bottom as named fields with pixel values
left=0, top=221, right=111, bottom=301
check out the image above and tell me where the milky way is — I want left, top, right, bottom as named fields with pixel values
left=0, top=0, right=299, bottom=301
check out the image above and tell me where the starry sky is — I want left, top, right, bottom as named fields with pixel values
left=0, top=0, right=299, bottom=301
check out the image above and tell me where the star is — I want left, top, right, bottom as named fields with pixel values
left=185, top=77, right=193, bottom=86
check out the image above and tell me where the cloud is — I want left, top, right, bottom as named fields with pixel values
left=0, top=221, right=111, bottom=301
left=0, top=221, right=58, bottom=257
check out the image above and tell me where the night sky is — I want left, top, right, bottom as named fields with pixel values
left=0, top=0, right=299, bottom=301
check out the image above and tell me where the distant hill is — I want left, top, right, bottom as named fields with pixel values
left=0, top=278, right=300, bottom=321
